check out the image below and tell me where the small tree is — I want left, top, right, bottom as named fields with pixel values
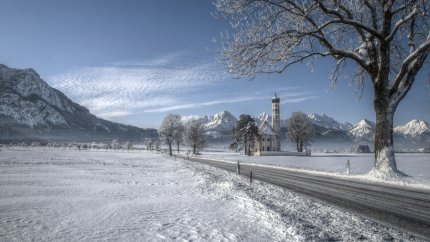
left=232, top=114, right=260, bottom=155
left=144, top=138, right=154, bottom=151
left=111, top=139, right=120, bottom=150
left=287, top=112, right=314, bottom=152
left=185, top=120, right=207, bottom=155
left=155, top=139, right=161, bottom=151
left=124, top=141, right=133, bottom=150
left=158, top=113, right=182, bottom=156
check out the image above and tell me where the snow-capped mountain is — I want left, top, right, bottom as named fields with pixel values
left=394, top=119, right=430, bottom=137
left=308, top=113, right=353, bottom=131
left=205, top=111, right=237, bottom=131
left=0, top=64, right=157, bottom=141
left=348, top=119, right=376, bottom=141
left=256, top=112, right=272, bottom=126
left=204, top=111, right=237, bottom=141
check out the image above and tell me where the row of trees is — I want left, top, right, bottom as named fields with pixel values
left=230, top=112, right=315, bottom=155
left=3, top=139, right=134, bottom=150
left=158, top=114, right=207, bottom=156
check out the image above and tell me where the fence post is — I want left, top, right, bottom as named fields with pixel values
left=346, top=159, right=350, bottom=175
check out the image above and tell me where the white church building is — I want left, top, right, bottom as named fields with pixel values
left=251, top=94, right=310, bottom=156
left=251, top=94, right=282, bottom=156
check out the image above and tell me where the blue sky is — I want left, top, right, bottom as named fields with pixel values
left=1, top=0, right=429, bottom=128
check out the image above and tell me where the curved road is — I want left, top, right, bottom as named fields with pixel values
left=174, top=154, right=430, bottom=239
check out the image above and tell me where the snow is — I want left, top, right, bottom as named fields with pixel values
left=258, top=121, right=276, bottom=135
left=373, top=147, right=397, bottom=175
left=0, top=148, right=273, bottom=241
left=0, top=147, right=422, bottom=241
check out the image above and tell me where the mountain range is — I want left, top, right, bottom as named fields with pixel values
left=198, top=110, right=430, bottom=151
left=1, top=64, right=428, bottom=151
left=0, top=64, right=157, bottom=143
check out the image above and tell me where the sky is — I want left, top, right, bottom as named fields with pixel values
left=0, top=0, right=429, bottom=129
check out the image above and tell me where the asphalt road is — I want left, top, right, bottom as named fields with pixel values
left=173, top=154, right=430, bottom=239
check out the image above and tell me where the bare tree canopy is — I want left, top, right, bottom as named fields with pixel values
left=215, top=0, right=430, bottom=177
left=158, top=113, right=182, bottom=156
left=173, top=122, right=185, bottom=154
left=185, top=119, right=208, bottom=155
left=287, top=112, right=314, bottom=152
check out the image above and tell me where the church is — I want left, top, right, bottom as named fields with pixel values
left=251, top=94, right=282, bottom=156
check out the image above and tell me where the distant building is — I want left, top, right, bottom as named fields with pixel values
left=252, top=94, right=281, bottom=155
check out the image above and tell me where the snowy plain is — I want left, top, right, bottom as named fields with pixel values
left=0, top=147, right=424, bottom=241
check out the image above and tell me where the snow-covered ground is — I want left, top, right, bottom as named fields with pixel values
left=0, top=147, right=423, bottom=241
left=198, top=151, right=430, bottom=178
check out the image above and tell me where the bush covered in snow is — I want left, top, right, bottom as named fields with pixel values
left=351, top=144, right=372, bottom=153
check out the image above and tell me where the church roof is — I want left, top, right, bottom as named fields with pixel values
left=258, top=121, right=276, bottom=136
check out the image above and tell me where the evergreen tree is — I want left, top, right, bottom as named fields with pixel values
left=232, top=115, right=260, bottom=155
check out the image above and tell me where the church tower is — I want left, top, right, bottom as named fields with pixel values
left=272, top=94, right=281, bottom=151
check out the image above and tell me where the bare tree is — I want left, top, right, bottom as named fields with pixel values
left=158, top=113, right=182, bottom=156
left=144, top=138, right=155, bottom=151
left=287, top=112, right=314, bottom=152
left=124, top=141, right=133, bottom=151
left=173, top=122, right=185, bottom=154
left=185, top=120, right=207, bottom=155
left=215, top=0, right=430, bottom=176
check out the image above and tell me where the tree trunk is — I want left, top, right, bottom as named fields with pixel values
left=177, top=143, right=180, bottom=154
left=193, top=143, right=196, bottom=155
left=168, top=142, right=172, bottom=156
left=373, top=93, right=400, bottom=176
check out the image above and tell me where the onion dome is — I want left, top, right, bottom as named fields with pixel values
left=272, top=93, right=280, bottom=103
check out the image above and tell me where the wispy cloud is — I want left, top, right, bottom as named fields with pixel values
left=144, top=90, right=318, bottom=113
left=49, top=52, right=226, bottom=119
left=48, top=52, right=318, bottom=120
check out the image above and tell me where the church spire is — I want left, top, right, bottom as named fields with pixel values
left=271, top=93, right=281, bottom=151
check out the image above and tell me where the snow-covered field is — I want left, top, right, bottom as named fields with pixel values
left=199, top=151, right=430, bottom=178
left=0, top=147, right=423, bottom=241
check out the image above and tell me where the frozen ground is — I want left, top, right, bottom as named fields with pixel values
left=198, top=151, right=430, bottom=179
left=0, top=147, right=423, bottom=241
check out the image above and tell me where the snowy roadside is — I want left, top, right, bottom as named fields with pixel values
left=0, top=147, right=424, bottom=241
left=177, top=156, right=424, bottom=241
left=195, top=152, right=430, bottom=190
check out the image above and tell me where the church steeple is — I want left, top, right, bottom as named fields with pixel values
left=271, top=93, right=281, bottom=151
